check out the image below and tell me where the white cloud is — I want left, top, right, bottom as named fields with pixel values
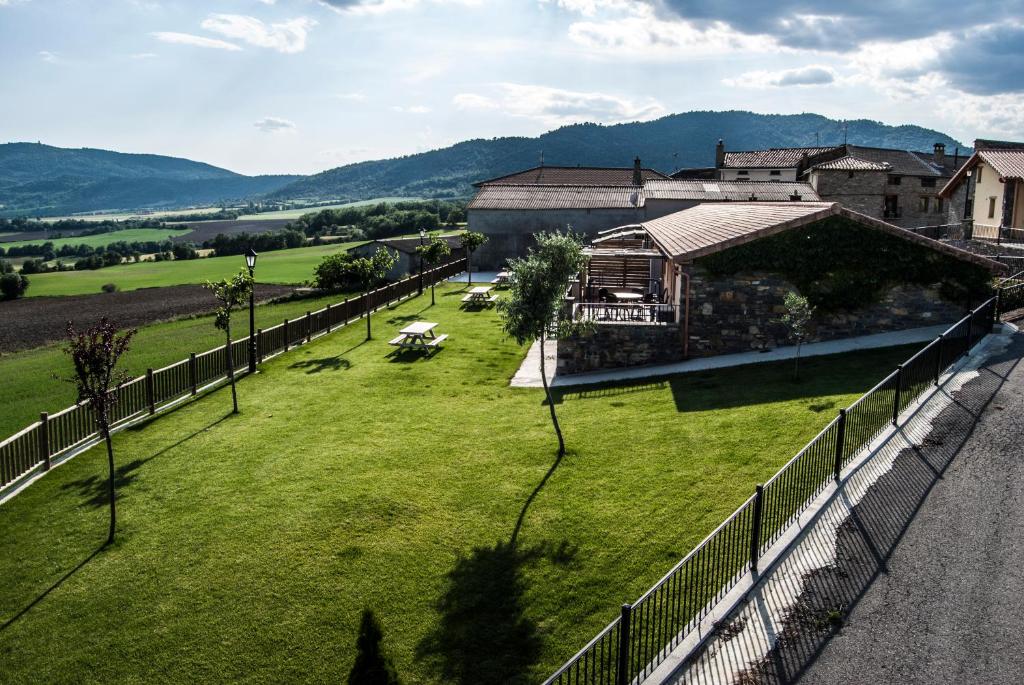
left=335, top=92, right=368, bottom=101
left=319, top=0, right=481, bottom=15
left=131, top=52, right=158, bottom=60
left=38, top=50, right=61, bottom=64
left=391, top=105, right=431, bottom=113
left=724, top=65, right=837, bottom=88
left=454, top=83, right=665, bottom=126
left=201, top=14, right=316, bottom=54
left=152, top=32, right=242, bottom=51
left=254, top=117, right=296, bottom=132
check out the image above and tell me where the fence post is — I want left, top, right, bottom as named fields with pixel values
left=38, top=412, right=50, bottom=471
left=833, top=409, right=847, bottom=480
left=995, top=289, right=1002, bottom=322
left=306, top=311, right=312, bottom=342
left=145, top=368, right=156, bottom=415
left=965, top=311, right=974, bottom=351
left=892, top=364, right=903, bottom=426
left=749, top=484, right=764, bottom=573
left=189, top=353, right=197, bottom=395
left=256, top=329, right=263, bottom=363
left=326, top=304, right=333, bottom=332
left=934, top=333, right=945, bottom=386
left=284, top=319, right=289, bottom=351
left=617, top=603, right=632, bottom=685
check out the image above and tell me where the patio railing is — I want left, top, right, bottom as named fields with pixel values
left=574, top=302, right=678, bottom=325
left=544, top=294, right=1002, bottom=685
left=0, top=257, right=467, bottom=496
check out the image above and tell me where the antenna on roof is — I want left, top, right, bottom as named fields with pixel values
left=539, top=150, right=544, bottom=167
left=815, top=131, right=820, bottom=146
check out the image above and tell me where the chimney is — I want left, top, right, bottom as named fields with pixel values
left=715, top=139, right=725, bottom=168
left=633, top=156, right=642, bottom=185
left=934, top=142, right=946, bottom=164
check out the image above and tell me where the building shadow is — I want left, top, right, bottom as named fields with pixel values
left=719, top=336, right=1024, bottom=684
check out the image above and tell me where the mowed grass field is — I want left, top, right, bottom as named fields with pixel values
left=1, top=227, right=191, bottom=250
left=236, top=197, right=421, bottom=221
left=0, top=282, right=917, bottom=684
left=22, top=241, right=364, bottom=297
left=0, top=289, right=364, bottom=438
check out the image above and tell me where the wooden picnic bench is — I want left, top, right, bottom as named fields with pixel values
left=389, top=321, right=447, bottom=352
left=461, top=286, right=498, bottom=306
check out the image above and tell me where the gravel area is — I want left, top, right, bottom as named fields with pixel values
left=0, top=283, right=295, bottom=353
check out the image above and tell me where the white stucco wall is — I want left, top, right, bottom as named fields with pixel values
left=719, top=168, right=798, bottom=182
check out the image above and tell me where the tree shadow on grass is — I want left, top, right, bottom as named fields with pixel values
left=1, top=544, right=105, bottom=633
left=60, top=458, right=149, bottom=508
left=289, top=355, right=351, bottom=374
left=416, top=449, right=574, bottom=684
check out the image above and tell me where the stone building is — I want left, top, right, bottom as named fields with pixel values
left=347, top=234, right=464, bottom=281
left=939, top=139, right=1024, bottom=240
left=557, top=202, right=1003, bottom=374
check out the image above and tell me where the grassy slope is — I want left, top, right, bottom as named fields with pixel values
left=1, top=228, right=192, bottom=251
left=22, top=241, right=362, bottom=297
left=0, top=282, right=915, bottom=684
left=0, top=291, right=363, bottom=437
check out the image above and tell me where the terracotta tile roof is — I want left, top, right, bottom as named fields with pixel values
left=940, top=148, right=1024, bottom=197
left=722, top=147, right=842, bottom=169
left=810, top=155, right=890, bottom=171
left=638, top=201, right=1007, bottom=273
left=843, top=145, right=960, bottom=177
left=474, top=165, right=668, bottom=187
left=643, top=180, right=820, bottom=201
left=467, top=184, right=645, bottom=210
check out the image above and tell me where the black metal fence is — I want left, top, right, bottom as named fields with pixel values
left=544, top=295, right=1001, bottom=685
left=573, top=302, right=679, bottom=324
left=0, top=258, right=467, bottom=493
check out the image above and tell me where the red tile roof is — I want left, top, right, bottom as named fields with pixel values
left=474, top=165, right=668, bottom=187
left=940, top=148, right=1024, bottom=197
left=810, top=155, right=890, bottom=171
left=638, top=202, right=1006, bottom=272
left=722, top=147, right=842, bottom=169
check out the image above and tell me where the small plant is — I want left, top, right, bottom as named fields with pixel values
left=780, top=291, right=814, bottom=380
left=348, top=609, right=402, bottom=685
left=63, top=318, right=136, bottom=544
left=416, top=234, right=451, bottom=306
left=459, top=231, right=487, bottom=285
left=204, top=270, right=253, bottom=414
left=101, top=283, right=118, bottom=293
left=0, top=271, right=29, bottom=300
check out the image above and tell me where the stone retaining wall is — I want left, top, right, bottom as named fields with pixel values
left=556, top=322, right=684, bottom=374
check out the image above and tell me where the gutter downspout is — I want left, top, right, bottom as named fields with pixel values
left=677, top=264, right=691, bottom=359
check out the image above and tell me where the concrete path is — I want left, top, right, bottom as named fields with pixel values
left=651, top=326, right=1024, bottom=685
left=510, top=325, right=948, bottom=389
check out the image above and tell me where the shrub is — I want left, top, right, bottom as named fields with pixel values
left=101, top=283, right=118, bottom=293
left=314, top=252, right=362, bottom=290
left=0, top=272, right=29, bottom=300
left=0, top=258, right=13, bottom=274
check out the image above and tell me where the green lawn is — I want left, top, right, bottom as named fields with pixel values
left=0, top=283, right=915, bottom=683
left=0, top=290, right=362, bottom=438
left=236, top=198, right=421, bottom=221
left=22, top=241, right=363, bottom=297
left=2, top=227, right=192, bottom=251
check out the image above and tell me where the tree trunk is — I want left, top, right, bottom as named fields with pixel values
left=102, top=422, right=116, bottom=545
left=794, top=341, right=802, bottom=380
left=225, top=324, right=238, bottom=413
left=539, top=334, right=565, bottom=457
left=365, top=289, right=372, bottom=340
left=431, top=281, right=436, bottom=306
left=467, top=251, right=472, bottom=286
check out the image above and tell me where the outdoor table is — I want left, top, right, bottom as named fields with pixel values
left=611, top=291, right=643, bottom=302
left=491, top=271, right=510, bottom=285
left=461, top=285, right=498, bottom=306
left=390, top=321, right=447, bottom=351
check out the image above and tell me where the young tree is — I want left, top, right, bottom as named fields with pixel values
left=351, top=247, right=398, bottom=340
left=416, top=235, right=451, bottom=306
left=205, top=270, right=253, bottom=414
left=780, top=291, right=815, bottom=379
left=64, top=318, right=136, bottom=544
left=498, top=231, right=589, bottom=457
left=0, top=271, right=29, bottom=300
left=348, top=609, right=402, bottom=685
left=459, top=231, right=488, bottom=285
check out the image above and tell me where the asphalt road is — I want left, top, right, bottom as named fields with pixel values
left=772, top=333, right=1024, bottom=684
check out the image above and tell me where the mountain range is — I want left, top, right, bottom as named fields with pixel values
left=1, top=112, right=971, bottom=217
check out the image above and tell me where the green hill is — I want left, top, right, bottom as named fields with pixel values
left=270, top=111, right=970, bottom=200
left=0, top=143, right=300, bottom=216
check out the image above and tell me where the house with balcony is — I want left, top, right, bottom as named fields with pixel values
left=939, top=139, right=1024, bottom=241
left=558, top=202, right=1003, bottom=374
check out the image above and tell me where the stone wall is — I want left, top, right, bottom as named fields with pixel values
left=684, top=268, right=965, bottom=358
left=556, top=322, right=684, bottom=375
left=812, top=169, right=966, bottom=228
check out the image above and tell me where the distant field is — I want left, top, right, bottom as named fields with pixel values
left=23, top=241, right=364, bottom=297
left=236, top=197, right=421, bottom=221
left=1, top=227, right=190, bottom=250
left=39, top=207, right=228, bottom=222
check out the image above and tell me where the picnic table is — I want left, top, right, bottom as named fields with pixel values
left=389, top=321, right=448, bottom=351
left=491, top=271, right=510, bottom=285
left=611, top=291, right=643, bottom=302
left=461, top=285, right=498, bottom=306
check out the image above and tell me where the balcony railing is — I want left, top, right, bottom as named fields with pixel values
left=574, top=302, right=679, bottom=324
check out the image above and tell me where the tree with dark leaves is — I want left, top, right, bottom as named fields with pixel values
left=205, top=270, right=253, bottom=414
left=416, top=234, right=451, bottom=306
left=459, top=231, right=487, bottom=285
left=63, top=318, right=136, bottom=544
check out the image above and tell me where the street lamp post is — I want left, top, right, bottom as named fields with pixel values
left=418, top=228, right=426, bottom=295
left=245, top=248, right=258, bottom=373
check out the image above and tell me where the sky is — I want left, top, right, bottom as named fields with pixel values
left=1, top=0, right=1022, bottom=176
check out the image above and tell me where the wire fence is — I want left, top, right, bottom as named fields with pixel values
left=544, top=295, right=1001, bottom=685
left=0, top=258, right=467, bottom=494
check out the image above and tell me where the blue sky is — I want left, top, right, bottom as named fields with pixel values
left=1, top=0, right=1022, bottom=175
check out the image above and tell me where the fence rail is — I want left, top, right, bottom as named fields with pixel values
left=0, top=258, right=467, bottom=494
left=544, top=295, right=1001, bottom=685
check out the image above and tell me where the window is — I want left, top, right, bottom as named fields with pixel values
left=918, top=197, right=929, bottom=213
left=888, top=175, right=901, bottom=185
left=935, top=198, right=945, bottom=214
left=920, top=177, right=936, bottom=188
left=769, top=169, right=781, bottom=176
left=976, top=165, right=983, bottom=183
left=737, top=170, right=749, bottom=175
left=884, top=195, right=900, bottom=218
left=988, top=196, right=997, bottom=219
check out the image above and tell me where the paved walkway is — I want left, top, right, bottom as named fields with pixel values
left=651, top=326, right=1024, bottom=684
left=510, top=325, right=948, bottom=388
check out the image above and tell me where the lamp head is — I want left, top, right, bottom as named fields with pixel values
left=245, top=248, right=258, bottom=270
